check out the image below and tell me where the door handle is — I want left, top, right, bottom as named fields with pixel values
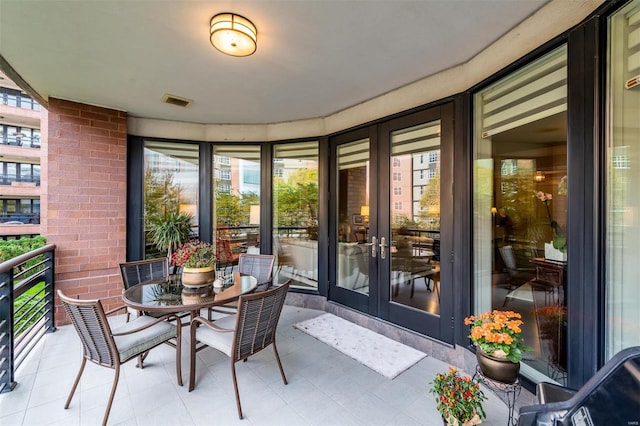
left=379, top=237, right=388, bottom=259
left=369, top=236, right=377, bottom=258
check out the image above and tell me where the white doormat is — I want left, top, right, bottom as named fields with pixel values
left=294, top=313, right=426, bottom=379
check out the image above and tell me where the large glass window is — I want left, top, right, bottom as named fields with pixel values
left=606, top=0, right=640, bottom=358
left=474, top=45, right=569, bottom=385
left=213, top=145, right=261, bottom=273
left=143, top=141, right=199, bottom=258
left=272, top=141, right=319, bottom=290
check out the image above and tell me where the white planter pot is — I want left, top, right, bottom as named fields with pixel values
left=544, top=242, right=567, bottom=262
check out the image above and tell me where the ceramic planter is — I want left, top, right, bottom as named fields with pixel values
left=181, top=265, right=216, bottom=288
left=476, top=349, right=520, bottom=383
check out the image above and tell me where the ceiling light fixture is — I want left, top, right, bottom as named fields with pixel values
left=210, top=13, right=257, bottom=57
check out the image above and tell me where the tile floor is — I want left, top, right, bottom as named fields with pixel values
left=0, top=306, right=516, bottom=425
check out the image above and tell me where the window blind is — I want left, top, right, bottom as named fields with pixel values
left=480, top=45, right=567, bottom=138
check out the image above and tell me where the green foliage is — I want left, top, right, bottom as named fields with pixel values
left=430, top=367, right=487, bottom=424
left=144, top=168, right=184, bottom=229
left=418, top=171, right=441, bottom=230
left=215, top=192, right=244, bottom=226
left=273, top=169, right=318, bottom=227
left=149, top=211, right=193, bottom=258
left=0, top=236, right=47, bottom=262
left=3, top=237, right=49, bottom=337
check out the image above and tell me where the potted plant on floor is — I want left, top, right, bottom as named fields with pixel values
left=430, top=367, right=487, bottom=426
left=465, top=310, right=531, bottom=383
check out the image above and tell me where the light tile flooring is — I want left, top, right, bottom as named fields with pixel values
left=1, top=306, right=515, bottom=425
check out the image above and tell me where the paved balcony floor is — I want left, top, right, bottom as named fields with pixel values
left=1, top=306, right=515, bottom=425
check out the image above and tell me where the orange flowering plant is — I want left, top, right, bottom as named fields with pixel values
left=464, top=310, right=531, bottom=363
left=429, top=367, right=486, bottom=425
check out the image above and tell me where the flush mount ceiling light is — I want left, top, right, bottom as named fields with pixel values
left=210, top=13, right=257, bottom=57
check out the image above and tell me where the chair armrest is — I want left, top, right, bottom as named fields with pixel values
left=105, top=305, right=129, bottom=316
left=111, top=313, right=179, bottom=336
left=191, top=316, right=234, bottom=333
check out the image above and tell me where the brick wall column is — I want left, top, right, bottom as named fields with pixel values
left=46, top=98, right=127, bottom=324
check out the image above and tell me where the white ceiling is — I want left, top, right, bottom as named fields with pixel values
left=0, top=0, right=550, bottom=125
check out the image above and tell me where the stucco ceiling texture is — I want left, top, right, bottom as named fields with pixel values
left=0, top=0, right=552, bottom=125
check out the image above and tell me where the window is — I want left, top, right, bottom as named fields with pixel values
left=394, top=187, right=402, bottom=195
left=393, top=157, right=401, bottom=167
left=272, top=141, right=319, bottom=290
left=606, top=0, right=640, bottom=358
left=213, top=144, right=261, bottom=258
left=393, top=172, right=402, bottom=181
left=143, top=140, right=199, bottom=258
left=394, top=201, right=402, bottom=210
left=473, top=44, right=568, bottom=386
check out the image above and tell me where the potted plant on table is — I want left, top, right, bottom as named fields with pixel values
left=430, top=367, right=487, bottom=426
left=465, top=310, right=531, bottom=383
left=171, top=240, right=217, bottom=287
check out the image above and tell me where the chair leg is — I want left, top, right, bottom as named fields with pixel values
left=188, top=321, right=198, bottom=392
left=231, top=361, right=243, bottom=419
left=175, top=319, right=183, bottom=386
left=101, top=365, right=121, bottom=426
left=272, top=341, right=288, bottom=385
left=64, top=357, right=86, bottom=409
left=136, top=350, right=149, bottom=369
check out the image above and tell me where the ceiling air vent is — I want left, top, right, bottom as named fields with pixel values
left=161, top=94, right=192, bottom=107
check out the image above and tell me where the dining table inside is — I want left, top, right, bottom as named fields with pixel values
left=121, top=271, right=258, bottom=321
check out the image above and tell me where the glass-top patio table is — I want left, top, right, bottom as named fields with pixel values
left=122, top=271, right=258, bottom=321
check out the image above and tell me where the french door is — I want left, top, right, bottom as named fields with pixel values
left=329, top=104, right=454, bottom=342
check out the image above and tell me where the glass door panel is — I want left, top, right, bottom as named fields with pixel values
left=390, top=121, right=441, bottom=315
left=212, top=145, right=261, bottom=274
left=336, top=138, right=370, bottom=295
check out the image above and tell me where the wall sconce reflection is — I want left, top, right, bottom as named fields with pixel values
left=534, top=171, right=546, bottom=183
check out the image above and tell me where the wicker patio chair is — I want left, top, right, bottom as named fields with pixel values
left=208, top=253, right=275, bottom=319
left=119, top=257, right=169, bottom=289
left=119, top=258, right=169, bottom=321
left=189, top=282, right=290, bottom=419
left=238, top=253, right=275, bottom=291
left=58, top=289, right=182, bottom=426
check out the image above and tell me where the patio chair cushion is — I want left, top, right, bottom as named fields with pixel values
left=113, top=316, right=177, bottom=362
left=193, top=314, right=237, bottom=357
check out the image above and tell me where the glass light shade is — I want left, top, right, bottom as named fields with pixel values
left=210, top=13, right=257, bottom=57
left=360, top=205, right=369, bottom=217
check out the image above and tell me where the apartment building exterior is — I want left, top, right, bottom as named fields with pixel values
left=0, top=70, right=43, bottom=239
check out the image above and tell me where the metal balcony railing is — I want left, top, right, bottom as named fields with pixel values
left=0, top=214, right=40, bottom=225
left=0, top=244, right=56, bottom=393
left=0, top=136, right=41, bottom=149
left=0, top=174, right=41, bottom=186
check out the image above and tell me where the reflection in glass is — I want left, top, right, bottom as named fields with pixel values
left=336, top=138, right=370, bottom=294
left=389, top=121, right=441, bottom=315
left=473, top=45, right=568, bottom=386
left=606, top=0, right=640, bottom=359
left=143, top=140, right=199, bottom=258
left=272, top=142, right=319, bottom=290
left=212, top=145, right=261, bottom=275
